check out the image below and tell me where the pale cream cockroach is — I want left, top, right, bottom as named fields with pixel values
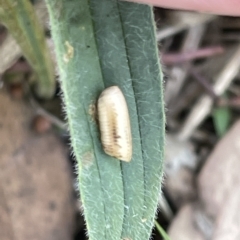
left=97, top=86, right=132, bottom=162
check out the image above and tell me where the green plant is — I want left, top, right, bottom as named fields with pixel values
left=155, top=220, right=171, bottom=240
left=0, top=0, right=55, bottom=98
left=45, top=0, right=165, bottom=239
left=213, top=95, right=231, bottom=137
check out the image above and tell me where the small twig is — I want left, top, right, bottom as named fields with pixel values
left=217, top=97, right=240, bottom=108
left=30, top=98, right=67, bottom=131
left=165, top=24, right=206, bottom=105
left=190, top=68, right=218, bottom=99
left=162, top=46, right=224, bottom=65
left=178, top=44, right=240, bottom=141
left=23, top=81, right=67, bottom=131
left=0, top=34, right=21, bottom=74
left=157, top=12, right=215, bottom=41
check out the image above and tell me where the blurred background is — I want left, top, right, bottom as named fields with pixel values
left=1, top=1, right=240, bottom=240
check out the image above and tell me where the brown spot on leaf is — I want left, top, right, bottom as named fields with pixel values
left=63, top=41, right=74, bottom=63
left=88, top=102, right=97, bottom=123
left=82, top=151, right=94, bottom=168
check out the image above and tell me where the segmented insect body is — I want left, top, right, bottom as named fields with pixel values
left=97, top=86, right=132, bottom=162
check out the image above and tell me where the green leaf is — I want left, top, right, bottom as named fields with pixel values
left=0, top=0, right=55, bottom=98
left=213, top=105, right=231, bottom=137
left=155, top=220, right=171, bottom=240
left=45, top=0, right=165, bottom=239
